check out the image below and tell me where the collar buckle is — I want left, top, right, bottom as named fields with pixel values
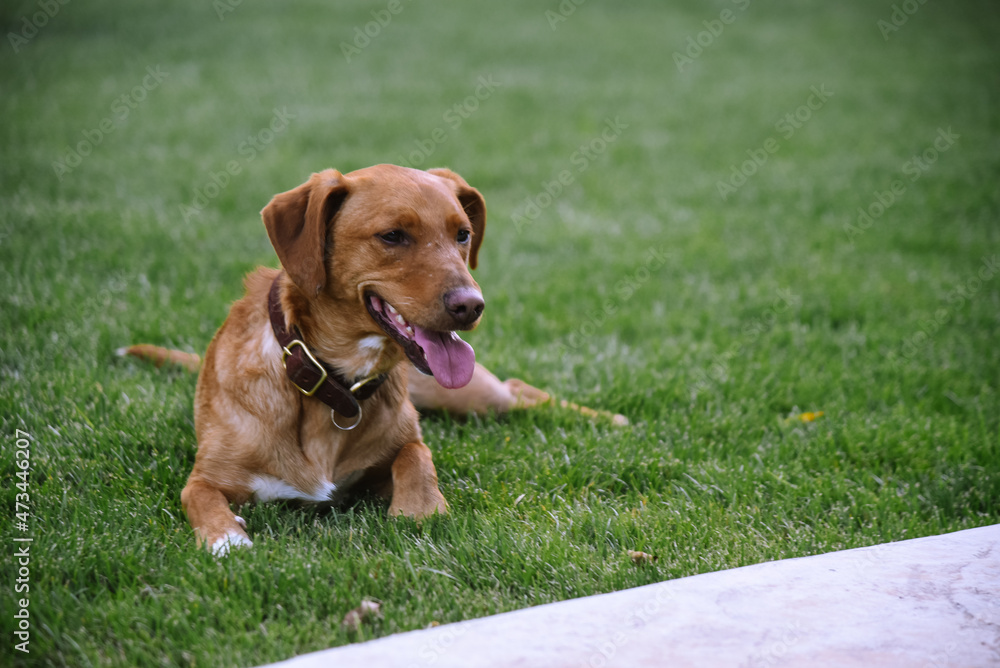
left=349, top=373, right=383, bottom=396
left=281, top=339, right=328, bottom=397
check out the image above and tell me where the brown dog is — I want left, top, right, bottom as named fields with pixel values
left=184, top=165, right=505, bottom=555
left=124, top=165, right=624, bottom=555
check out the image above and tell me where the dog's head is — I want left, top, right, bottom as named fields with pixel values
left=261, top=164, right=486, bottom=389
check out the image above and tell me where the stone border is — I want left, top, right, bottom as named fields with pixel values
left=261, top=524, right=999, bottom=667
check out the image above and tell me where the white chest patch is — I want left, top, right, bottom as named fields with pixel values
left=259, top=326, right=282, bottom=360
left=358, top=334, right=387, bottom=353
left=251, top=475, right=337, bottom=504
left=354, top=334, right=387, bottom=377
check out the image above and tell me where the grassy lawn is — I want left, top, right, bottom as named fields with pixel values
left=2, top=0, right=998, bottom=665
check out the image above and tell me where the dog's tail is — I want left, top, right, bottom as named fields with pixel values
left=116, top=344, right=202, bottom=373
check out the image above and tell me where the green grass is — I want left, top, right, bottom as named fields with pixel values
left=2, top=0, right=999, bottom=665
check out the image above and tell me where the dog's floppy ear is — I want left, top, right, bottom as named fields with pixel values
left=261, top=169, right=349, bottom=296
left=427, top=168, right=486, bottom=270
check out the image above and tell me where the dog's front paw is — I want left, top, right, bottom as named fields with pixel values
left=389, top=441, right=448, bottom=520
left=389, top=490, right=448, bottom=520
left=210, top=529, right=254, bottom=557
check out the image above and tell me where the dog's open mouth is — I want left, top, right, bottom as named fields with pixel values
left=365, top=294, right=475, bottom=390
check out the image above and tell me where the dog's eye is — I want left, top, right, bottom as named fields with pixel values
left=456, top=229, right=471, bottom=244
left=378, top=230, right=406, bottom=245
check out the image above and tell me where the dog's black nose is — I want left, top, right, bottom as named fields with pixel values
left=444, top=288, right=484, bottom=327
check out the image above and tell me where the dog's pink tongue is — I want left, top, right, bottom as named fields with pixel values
left=412, top=327, right=475, bottom=389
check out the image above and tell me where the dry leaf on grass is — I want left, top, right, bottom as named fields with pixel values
left=341, top=600, right=382, bottom=632
left=627, top=550, right=658, bottom=565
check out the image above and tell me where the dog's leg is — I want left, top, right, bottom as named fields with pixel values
left=408, top=363, right=628, bottom=425
left=407, top=362, right=547, bottom=414
left=181, top=479, right=253, bottom=556
left=387, top=441, right=448, bottom=519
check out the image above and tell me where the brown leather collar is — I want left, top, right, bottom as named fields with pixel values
left=268, top=273, right=386, bottom=422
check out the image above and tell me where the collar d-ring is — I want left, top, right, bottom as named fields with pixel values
left=331, top=406, right=363, bottom=431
